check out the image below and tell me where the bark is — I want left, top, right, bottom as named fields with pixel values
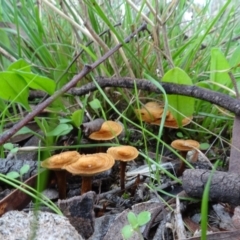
left=182, top=169, right=240, bottom=206
left=229, top=116, right=240, bottom=173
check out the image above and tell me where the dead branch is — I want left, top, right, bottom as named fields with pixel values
left=69, top=77, right=240, bottom=115
left=182, top=169, right=240, bottom=206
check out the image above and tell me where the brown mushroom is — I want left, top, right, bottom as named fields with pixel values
left=171, top=139, right=200, bottom=176
left=88, top=120, right=123, bottom=140
left=107, top=146, right=139, bottom=191
left=135, top=101, right=164, bottom=123
left=63, top=153, right=115, bottom=194
left=151, top=112, right=192, bottom=128
left=41, top=151, right=80, bottom=199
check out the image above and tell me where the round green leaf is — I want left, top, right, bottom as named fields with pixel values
left=3, top=143, right=14, bottom=150
left=121, top=225, right=134, bottom=239
left=20, top=164, right=30, bottom=176
left=200, top=142, right=210, bottom=150
left=127, top=212, right=138, bottom=229
left=137, top=211, right=151, bottom=226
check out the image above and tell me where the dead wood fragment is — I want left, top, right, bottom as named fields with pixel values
left=181, top=230, right=240, bottom=240
left=182, top=169, right=240, bottom=206
left=58, top=191, right=96, bottom=239
left=81, top=118, right=105, bottom=136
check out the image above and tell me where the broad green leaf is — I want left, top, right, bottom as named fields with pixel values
left=89, top=98, right=101, bottom=110
left=229, top=45, right=240, bottom=68
left=15, top=71, right=56, bottom=95
left=46, top=123, right=73, bottom=137
left=20, top=164, right=30, bottom=176
left=162, top=67, right=195, bottom=126
left=0, top=72, right=29, bottom=109
left=137, top=211, right=151, bottom=226
left=127, top=212, right=138, bottom=229
left=6, top=171, right=20, bottom=179
left=7, top=59, right=31, bottom=72
left=210, top=48, right=231, bottom=89
left=71, top=109, right=84, bottom=127
left=121, top=225, right=134, bottom=239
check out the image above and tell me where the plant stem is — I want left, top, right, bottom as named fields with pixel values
left=120, top=161, right=127, bottom=190
left=81, top=176, right=93, bottom=194
left=54, top=170, right=67, bottom=199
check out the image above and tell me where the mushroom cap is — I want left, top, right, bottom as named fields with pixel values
left=151, top=115, right=192, bottom=128
left=171, top=139, right=200, bottom=151
left=88, top=120, right=123, bottom=140
left=41, top=151, right=81, bottom=169
left=107, top=145, right=139, bottom=162
left=63, top=153, right=115, bottom=175
left=135, top=102, right=164, bottom=123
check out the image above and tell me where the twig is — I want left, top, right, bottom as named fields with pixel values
left=0, top=23, right=148, bottom=145
left=69, top=76, right=240, bottom=115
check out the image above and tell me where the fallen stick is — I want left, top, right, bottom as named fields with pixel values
left=182, top=169, right=240, bottom=206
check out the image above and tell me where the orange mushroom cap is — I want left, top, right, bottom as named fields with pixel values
left=88, top=120, right=123, bottom=140
left=171, top=139, right=200, bottom=151
left=135, top=102, right=164, bottom=123
left=63, top=153, right=115, bottom=176
left=107, top=145, right=139, bottom=162
left=151, top=115, right=192, bottom=129
left=41, top=151, right=81, bottom=169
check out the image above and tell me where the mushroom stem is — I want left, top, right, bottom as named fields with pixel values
left=54, top=170, right=67, bottom=199
left=177, top=151, right=188, bottom=176
left=120, top=162, right=127, bottom=190
left=81, top=176, right=93, bottom=194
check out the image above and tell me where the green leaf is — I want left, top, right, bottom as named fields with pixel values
left=20, top=164, right=30, bottom=176
left=89, top=98, right=101, bottom=110
left=162, top=67, right=195, bottom=126
left=137, top=211, right=151, bottom=226
left=15, top=71, right=56, bottom=95
left=127, top=212, right=138, bottom=229
left=210, top=48, right=231, bottom=88
left=229, top=45, right=240, bottom=68
left=121, top=225, right=134, bottom=239
left=6, top=171, right=20, bottom=179
left=14, top=126, right=34, bottom=136
left=71, top=109, right=84, bottom=127
left=200, top=143, right=210, bottom=150
left=10, top=147, right=19, bottom=154
left=0, top=72, right=29, bottom=109
left=3, top=143, right=14, bottom=150
left=46, top=123, right=73, bottom=137
left=7, top=59, right=31, bottom=72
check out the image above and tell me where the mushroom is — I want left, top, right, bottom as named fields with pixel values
left=63, top=153, right=115, bottom=194
left=107, top=145, right=139, bottom=191
left=151, top=112, right=192, bottom=128
left=41, top=151, right=81, bottom=199
left=88, top=120, right=123, bottom=140
left=88, top=120, right=123, bottom=152
left=135, top=101, right=164, bottom=123
left=171, top=139, right=200, bottom=176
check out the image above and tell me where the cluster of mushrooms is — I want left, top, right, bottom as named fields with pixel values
left=135, top=102, right=200, bottom=175
left=42, top=104, right=201, bottom=199
left=41, top=121, right=139, bottom=199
